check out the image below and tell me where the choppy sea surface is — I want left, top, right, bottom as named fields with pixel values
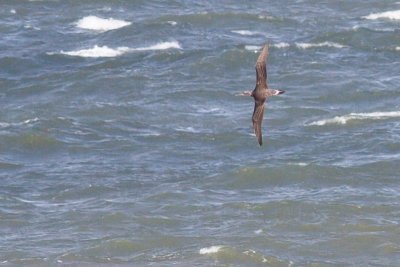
left=1, top=1, right=400, bottom=266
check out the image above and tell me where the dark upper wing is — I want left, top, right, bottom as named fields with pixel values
left=255, top=44, right=269, bottom=89
left=252, top=100, right=265, bottom=146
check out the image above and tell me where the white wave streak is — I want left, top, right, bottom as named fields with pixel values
left=244, top=45, right=261, bottom=52
left=296, top=42, right=346, bottom=49
left=175, top=127, right=198, bottom=133
left=60, top=45, right=130, bottom=58
left=308, top=111, right=400, bottom=126
left=245, top=42, right=341, bottom=51
left=254, top=229, right=263, bottom=234
left=363, top=10, right=400, bottom=20
left=0, top=118, right=39, bottom=128
left=231, top=30, right=260, bottom=36
left=245, top=43, right=290, bottom=51
left=75, top=16, right=131, bottom=32
left=167, top=21, right=177, bottom=26
left=57, top=41, right=181, bottom=58
left=258, top=15, right=275, bottom=20
left=199, top=246, right=223, bottom=255
left=274, top=42, right=290, bottom=48
left=134, top=41, right=181, bottom=51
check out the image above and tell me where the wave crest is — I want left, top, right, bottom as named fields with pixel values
left=363, top=10, right=400, bottom=20
left=134, top=41, right=181, bottom=51
left=308, top=111, right=400, bottom=126
left=0, top=118, right=39, bottom=128
left=296, top=42, right=346, bottom=49
left=75, top=16, right=131, bottom=32
left=60, top=45, right=130, bottom=58
left=231, top=30, right=261, bottom=36
left=245, top=42, right=345, bottom=51
left=199, top=246, right=223, bottom=255
left=54, top=41, right=181, bottom=58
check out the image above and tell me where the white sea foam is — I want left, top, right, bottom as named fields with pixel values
left=308, top=111, right=400, bottom=126
left=175, top=126, right=204, bottom=133
left=243, top=249, right=257, bottom=256
left=98, top=6, right=112, bottom=12
left=245, top=44, right=290, bottom=51
left=363, top=10, right=400, bottom=20
left=60, top=45, right=130, bottom=58
left=245, top=42, right=341, bottom=51
left=274, top=42, right=290, bottom=48
left=10, top=9, right=16, bottom=14
left=232, top=30, right=260, bottom=36
left=134, top=41, right=181, bottom=51
left=396, top=47, right=400, bottom=51
left=0, top=122, right=9, bottom=128
left=167, top=21, right=177, bottom=26
left=254, top=229, right=263, bottom=234
left=258, top=15, right=275, bottom=20
left=14, top=197, right=63, bottom=208
left=199, top=246, right=223, bottom=255
left=244, top=45, right=261, bottom=52
left=24, top=118, right=40, bottom=124
left=196, top=107, right=222, bottom=114
left=0, top=117, right=39, bottom=128
left=75, top=16, right=131, bottom=32
left=56, top=41, right=181, bottom=58
left=289, top=162, right=309, bottom=166
left=24, top=24, right=41, bottom=30
left=296, top=42, right=346, bottom=49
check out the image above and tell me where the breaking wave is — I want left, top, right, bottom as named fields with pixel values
left=0, top=118, right=39, bottom=128
left=75, top=15, right=131, bottom=32
left=308, top=111, right=400, bottom=126
left=363, top=10, right=400, bottom=20
left=245, top=41, right=345, bottom=51
left=59, top=45, right=130, bottom=58
left=295, top=42, right=346, bottom=49
left=273, top=42, right=290, bottom=48
left=199, top=246, right=223, bottom=255
left=52, top=41, right=181, bottom=58
left=231, top=30, right=262, bottom=36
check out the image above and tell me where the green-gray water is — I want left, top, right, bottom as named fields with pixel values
left=1, top=1, right=400, bottom=266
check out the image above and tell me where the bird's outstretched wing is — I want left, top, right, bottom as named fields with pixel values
left=252, top=101, right=265, bottom=146
left=255, top=44, right=269, bottom=89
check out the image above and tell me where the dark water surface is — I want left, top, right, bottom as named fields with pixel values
left=1, top=1, right=400, bottom=266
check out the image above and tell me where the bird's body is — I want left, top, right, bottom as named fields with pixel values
left=238, top=44, right=285, bottom=146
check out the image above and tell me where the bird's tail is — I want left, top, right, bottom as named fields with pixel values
left=273, top=89, right=285, bottom=95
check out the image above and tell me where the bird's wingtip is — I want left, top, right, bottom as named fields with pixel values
left=257, top=134, right=263, bottom=146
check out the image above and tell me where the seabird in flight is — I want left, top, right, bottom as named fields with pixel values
left=237, top=44, right=285, bottom=146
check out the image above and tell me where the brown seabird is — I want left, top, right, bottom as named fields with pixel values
left=237, top=44, right=285, bottom=146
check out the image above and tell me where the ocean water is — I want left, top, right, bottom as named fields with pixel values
left=1, top=0, right=400, bottom=266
